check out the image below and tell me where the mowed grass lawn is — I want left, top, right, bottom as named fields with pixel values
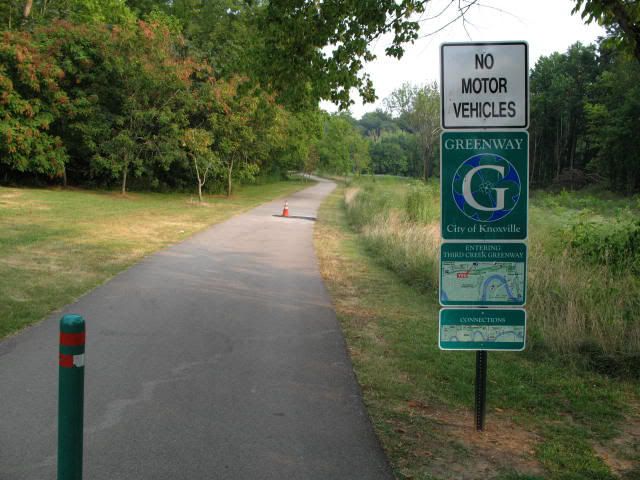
left=314, top=184, right=640, bottom=480
left=0, top=180, right=311, bottom=338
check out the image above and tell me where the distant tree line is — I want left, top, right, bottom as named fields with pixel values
left=348, top=38, right=640, bottom=196
left=357, top=82, right=440, bottom=180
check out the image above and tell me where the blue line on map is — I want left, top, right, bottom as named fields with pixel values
left=481, top=275, right=518, bottom=302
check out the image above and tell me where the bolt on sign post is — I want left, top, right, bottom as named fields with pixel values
left=439, top=41, right=529, bottom=431
left=58, top=314, right=85, bottom=480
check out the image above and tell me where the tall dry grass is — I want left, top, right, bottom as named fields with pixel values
left=528, top=233, right=640, bottom=371
left=344, top=180, right=640, bottom=376
left=344, top=182, right=439, bottom=292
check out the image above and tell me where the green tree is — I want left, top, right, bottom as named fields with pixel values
left=385, top=82, right=440, bottom=179
left=370, top=136, right=409, bottom=176
left=318, top=113, right=370, bottom=178
left=9, top=0, right=135, bottom=26
left=0, top=25, right=73, bottom=179
left=88, top=20, right=195, bottom=193
left=257, top=0, right=433, bottom=109
left=358, top=110, right=399, bottom=142
left=529, top=43, right=599, bottom=187
left=349, top=131, right=370, bottom=175
left=585, top=50, right=640, bottom=192
left=125, top=0, right=261, bottom=79
left=573, top=0, right=640, bottom=62
left=181, top=128, right=218, bottom=202
left=205, top=78, right=279, bottom=197
left=272, top=108, right=322, bottom=177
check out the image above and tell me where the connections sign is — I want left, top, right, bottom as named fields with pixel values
left=439, top=308, right=526, bottom=351
left=441, top=131, right=528, bottom=240
left=440, top=242, right=527, bottom=306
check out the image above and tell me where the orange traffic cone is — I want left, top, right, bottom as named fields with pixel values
left=282, top=200, right=289, bottom=217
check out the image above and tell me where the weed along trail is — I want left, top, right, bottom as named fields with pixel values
left=0, top=177, right=393, bottom=480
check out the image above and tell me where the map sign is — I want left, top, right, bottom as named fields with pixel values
left=439, top=308, right=526, bottom=351
left=440, top=242, right=527, bottom=306
left=441, top=131, right=528, bottom=240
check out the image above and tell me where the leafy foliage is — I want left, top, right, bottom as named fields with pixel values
left=0, top=17, right=314, bottom=195
left=369, top=134, right=411, bottom=176
left=573, top=0, right=640, bottom=62
left=317, top=113, right=370, bottom=176
left=259, top=0, right=428, bottom=109
left=567, top=218, right=640, bottom=274
left=383, top=82, right=440, bottom=179
left=530, top=40, right=640, bottom=194
left=0, top=30, right=69, bottom=177
left=585, top=50, right=640, bottom=193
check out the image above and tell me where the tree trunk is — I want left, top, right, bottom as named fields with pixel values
left=62, top=165, right=67, bottom=188
left=423, top=151, right=427, bottom=181
left=424, top=145, right=433, bottom=181
left=226, top=158, right=234, bottom=197
left=531, top=131, right=538, bottom=186
left=193, top=156, right=203, bottom=203
left=23, top=0, right=33, bottom=19
left=121, top=163, right=128, bottom=195
left=555, top=119, right=562, bottom=179
left=568, top=114, right=578, bottom=190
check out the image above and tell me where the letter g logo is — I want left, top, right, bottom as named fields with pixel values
left=452, top=154, right=521, bottom=223
left=462, top=165, right=507, bottom=211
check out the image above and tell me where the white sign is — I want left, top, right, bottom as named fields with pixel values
left=440, top=42, right=528, bottom=129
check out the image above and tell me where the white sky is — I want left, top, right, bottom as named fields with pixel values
left=321, top=0, right=605, bottom=118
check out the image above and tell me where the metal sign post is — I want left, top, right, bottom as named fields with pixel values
left=475, top=351, right=488, bottom=431
left=439, top=41, right=529, bottom=432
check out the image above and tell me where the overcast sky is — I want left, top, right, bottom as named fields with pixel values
left=321, top=0, right=605, bottom=118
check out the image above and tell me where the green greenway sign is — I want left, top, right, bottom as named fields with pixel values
left=439, top=308, right=526, bottom=351
left=440, top=242, right=527, bottom=306
left=441, top=131, right=528, bottom=240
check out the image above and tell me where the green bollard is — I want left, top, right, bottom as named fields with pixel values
left=58, top=314, right=85, bottom=480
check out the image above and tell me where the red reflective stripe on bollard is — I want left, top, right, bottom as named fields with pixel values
left=59, top=353, right=74, bottom=368
left=60, top=332, right=85, bottom=347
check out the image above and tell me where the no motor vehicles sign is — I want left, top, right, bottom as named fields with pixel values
left=441, top=42, right=529, bottom=129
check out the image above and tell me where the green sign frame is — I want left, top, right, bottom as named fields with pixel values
left=439, top=308, right=526, bottom=351
left=441, top=131, right=528, bottom=240
left=440, top=242, right=527, bottom=307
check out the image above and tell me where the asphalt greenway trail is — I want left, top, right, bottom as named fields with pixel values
left=0, top=177, right=393, bottom=480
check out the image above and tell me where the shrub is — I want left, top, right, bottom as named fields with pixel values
left=567, top=219, right=640, bottom=273
left=344, top=183, right=392, bottom=230
left=405, top=183, right=439, bottom=224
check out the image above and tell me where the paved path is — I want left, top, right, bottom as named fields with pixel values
left=0, top=178, right=393, bottom=479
